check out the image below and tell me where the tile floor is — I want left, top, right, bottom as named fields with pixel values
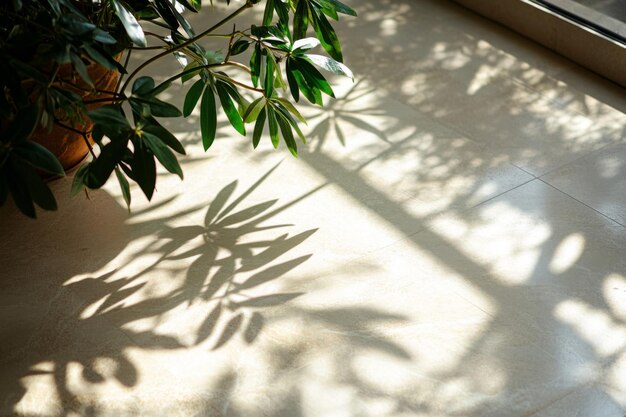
left=1, top=0, right=626, bottom=416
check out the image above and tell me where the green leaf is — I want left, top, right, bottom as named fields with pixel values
left=292, top=37, right=320, bottom=53
left=143, top=123, right=186, bottom=154
left=139, top=97, right=182, bottom=118
left=174, top=0, right=198, bottom=13
left=8, top=159, right=35, bottom=218
left=216, top=82, right=245, bottom=136
left=250, top=46, right=261, bottom=87
left=293, top=0, right=309, bottom=39
left=12, top=157, right=57, bottom=212
left=88, top=105, right=129, bottom=133
left=83, top=45, right=117, bottom=70
left=92, top=28, right=117, bottom=44
left=274, top=103, right=306, bottom=143
left=114, top=166, right=131, bottom=210
left=286, top=60, right=300, bottom=102
left=275, top=111, right=298, bottom=157
left=253, top=108, right=266, bottom=149
left=305, top=54, right=354, bottom=79
left=263, top=0, right=275, bottom=25
left=13, top=141, right=65, bottom=176
left=180, top=61, right=202, bottom=83
left=200, top=86, right=217, bottom=150
left=71, top=163, right=89, bottom=197
left=267, top=106, right=279, bottom=148
left=130, top=141, right=156, bottom=200
left=4, top=105, right=39, bottom=142
left=84, top=136, right=128, bottom=189
left=298, top=58, right=335, bottom=97
left=243, top=97, right=266, bottom=123
left=311, top=8, right=343, bottom=62
left=143, top=132, right=184, bottom=179
left=264, top=52, right=275, bottom=97
left=65, top=51, right=89, bottom=79
left=274, top=98, right=307, bottom=123
left=318, top=0, right=357, bottom=16
left=183, top=79, right=204, bottom=117
left=111, top=0, right=147, bottom=47
left=133, top=76, right=155, bottom=96
left=288, top=58, right=323, bottom=105
left=230, top=39, right=250, bottom=56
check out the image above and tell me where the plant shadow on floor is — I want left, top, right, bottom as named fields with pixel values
left=0, top=163, right=324, bottom=416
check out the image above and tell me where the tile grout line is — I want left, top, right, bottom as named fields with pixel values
left=538, top=178, right=626, bottom=228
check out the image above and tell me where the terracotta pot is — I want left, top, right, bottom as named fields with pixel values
left=30, top=61, right=120, bottom=173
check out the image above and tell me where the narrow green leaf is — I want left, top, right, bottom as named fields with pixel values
left=267, top=106, right=279, bottom=149
left=71, top=163, right=89, bottom=197
left=8, top=160, right=35, bottom=218
left=200, top=86, right=217, bottom=150
left=275, top=111, right=298, bottom=157
left=83, top=45, right=117, bottom=70
left=88, top=105, right=129, bottom=129
left=130, top=141, right=156, bottom=200
left=13, top=140, right=65, bottom=176
left=292, top=37, right=320, bottom=53
left=305, top=54, right=354, bottom=79
left=264, top=52, right=275, bottom=97
left=243, top=97, right=266, bottom=123
left=143, top=123, right=186, bottom=154
left=71, top=54, right=93, bottom=87
left=93, top=28, right=117, bottom=44
left=230, top=39, right=250, bottom=56
left=298, top=58, right=335, bottom=97
left=143, top=132, right=184, bottom=179
left=132, top=76, right=155, bottom=96
left=12, top=157, right=57, bottom=211
left=293, top=0, right=309, bottom=40
left=319, top=0, right=357, bottom=16
left=114, top=166, right=131, bottom=210
left=263, top=0, right=275, bottom=25
left=111, top=0, right=147, bottom=47
left=84, top=136, right=128, bottom=189
left=183, top=79, right=205, bottom=117
left=250, top=46, right=261, bottom=87
left=140, top=97, right=182, bottom=118
left=274, top=104, right=307, bottom=143
left=274, top=98, right=307, bottom=123
left=286, top=59, right=300, bottom=102
left=311, top=8, right=343, bottom=62
left=153, top=0, right=179, bottom=30
left=253, top=108, right=266, bottom=149
left=216, top=82, right=245, bottom=135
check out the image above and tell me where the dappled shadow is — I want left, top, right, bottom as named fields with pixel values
left=0, top=163, right=321, bottom=416
left=3, top=0, right=626, bottom=415
left=232, top=0, right=626, bottom=414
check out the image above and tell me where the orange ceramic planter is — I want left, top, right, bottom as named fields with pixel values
left=30, top=61, right=120, bottom=173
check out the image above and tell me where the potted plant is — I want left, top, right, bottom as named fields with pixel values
left=0, top=0, right=355, bottom=218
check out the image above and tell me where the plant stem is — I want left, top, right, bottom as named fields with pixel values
left=55, top=120, right=96, bottom=159
left=115, top=48, right=133, bottom=94
left=213, top=73, right=264, bottom=93
left=120, top=1, right=254, bottom=94
left=154, top=61, right=254, bottom=91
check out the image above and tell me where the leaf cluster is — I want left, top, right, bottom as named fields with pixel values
left=0, top=0, right=356, bottom=218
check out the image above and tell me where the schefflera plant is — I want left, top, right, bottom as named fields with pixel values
left=75, top=0, right=356, bottom=210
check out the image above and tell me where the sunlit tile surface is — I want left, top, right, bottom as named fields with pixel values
left=1, top=0, right=625, bottom=416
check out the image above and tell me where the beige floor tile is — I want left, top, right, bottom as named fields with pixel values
left=542, top=143, right=626, bottom=226
left=2, top=0, right=626, bottom=416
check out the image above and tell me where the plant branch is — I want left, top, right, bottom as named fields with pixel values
left=54, top=120, right=96, bottom=159
left=120, top=1, right=255, bottom=94
left=213, top=73, right=264, bottom=93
